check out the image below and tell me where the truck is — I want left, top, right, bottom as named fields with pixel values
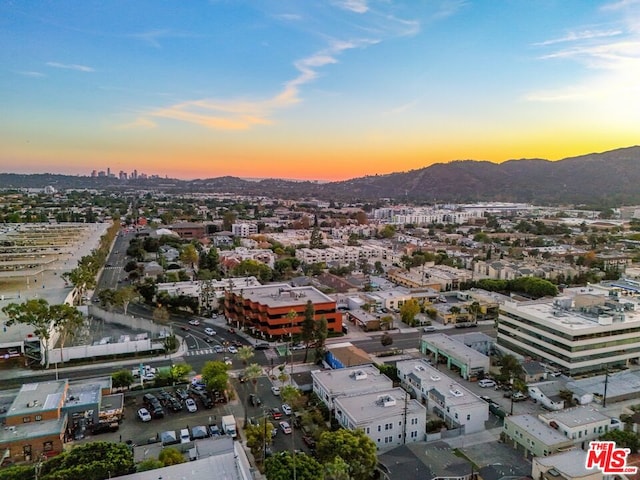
left=221, top=415, right=237, bottom=438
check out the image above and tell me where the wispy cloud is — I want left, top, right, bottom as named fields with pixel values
left=333, top=0, right=369, bottom=14
left=127, top=29, right=200, bottom=48
left=16, top=71, right=46, bottom=78
left=274, top=13, right=303, bottom=21
left=602, top=0, right=640, bottom=11
left=46, top=62, right=94, bottom=72
left=534, top=29, right=623, bottom=46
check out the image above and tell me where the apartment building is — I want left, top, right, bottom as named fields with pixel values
left=334, top=388, right=426, bottom=449
left=312, top=364, right=393, bottom=410
left=295, top=245, right=387, bottom=266
left=537, top=406, right=621, bottom=449
left=396, top=359, right=488, bottom=434
left=503, top=414, right=574, bottom=459
left=224, top=283, right=342, bottom=337
left=231, top=222, right=258, bottom=237
left=497, top=289, right=640, bottom=375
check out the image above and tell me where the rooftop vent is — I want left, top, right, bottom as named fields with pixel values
left=430, top=375, right=441, bottom=382
left=376, top=395, right=397, bottom=407
left=449, top=388, right=463, bottom=397
left=26, top=400, right=39, bottom=408
left=353, top=371, right=368, bottom=381
left=414, top=365, right=425, bottom=372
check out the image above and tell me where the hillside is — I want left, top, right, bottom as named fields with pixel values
left=1, top=146, right=639, bottom=205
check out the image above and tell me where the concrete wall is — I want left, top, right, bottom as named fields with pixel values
left=89, top=305, right=167, bottom=335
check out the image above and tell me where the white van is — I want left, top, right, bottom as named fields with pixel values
left=180, top=428, right=191, bottom=443
left=478, top=379, right=496, bottom=388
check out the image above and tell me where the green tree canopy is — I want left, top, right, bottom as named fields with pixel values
left=599, top=429, right=640, bottom=453
left=400, top=298, right=420, bottom=326
left=158, top=447, right=186, bottom=466
left=38, top=441, right=134, bottom=480
left=201, top=360, right=230, bottom=393
left=112, top=369, right=135, bottom=390
left=316, top=429, right=377, bottom=480
left=265, top=451, right=323, bottom=480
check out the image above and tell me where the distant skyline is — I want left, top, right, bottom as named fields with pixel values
left=2, top=1, right=639, bottom=181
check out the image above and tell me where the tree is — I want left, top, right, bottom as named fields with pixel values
left=280, top=385, right=303, bottom=410
left=499, top=354, right=523, bottom=383
left=378, top=225, right=396, bottom=239
left=136, top=459, right=163, bottom=472
left=324, top=456, right=352, bottom=480
left=97, top=288, right=117, bottom=310
left=380, top=332, right=393, bottom=347
left=2, top=299, right=55, bottom=367
left=309, top=226, right=324, bottom=249
left=168, top=363, right=192, bottom=384
left=136, top=278, right=157, bottom=304
left=265, top=451, right=323, bottom=480
left=112, top=369, right=135, bottom=390
left=400, top=298, right=420, bottom=326
left=238, top=345, right=255, bottom=366
left=152, top=305, right=170, bottom=325
left=314, top=317, right=328, bottom=363
left=51, top=303, right=85, bottom=364
left=158, top=447, right=185, bottom=466
left=245, top=418, right=274, bottom=463
left=201, top=360, right=230, bottom=393
left=180, top=244, right=199, bottom=271
left=38, top=441, right=134, bottom=480
left=113, top=286, right=138, bottom=315
left=599, top=429, right=640, bottom=453
left=316, top=429, right=377, bottom=480
left=301, top=300, right=315, bottom=363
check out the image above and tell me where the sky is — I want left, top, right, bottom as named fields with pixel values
left=1, top=0, right=639, bottom=181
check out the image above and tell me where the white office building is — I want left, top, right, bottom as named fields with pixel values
left=497, top=289, right=640, bottom=375
left=396, top=359, right=488, bottom=434
left=334, top=388, right=426, bottom=450
left=312, top=365, right=393, bottom=410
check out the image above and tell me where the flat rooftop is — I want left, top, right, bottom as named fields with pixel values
left=506, top=414, right=570, bottom=446
left=539, top=405, right=610, bottom=427
left=235, top=283, right=335, bottom=307
left=397, top=359, right=485, bottom=408
left=334, top=387, right=424, bottom=425
left=421, top=334, right=489, bottom=367
left=534, top=449, right=594, bottom=477
left=8, top=380, right=68, bottom=417
left=312, top=364, right=393, bottom=396
left=0, top=413, right=67, bottom=444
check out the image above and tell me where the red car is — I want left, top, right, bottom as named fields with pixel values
left=271, top=407, right=282, bottom=420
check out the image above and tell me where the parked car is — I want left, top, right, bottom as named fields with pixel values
left=279, top=421, right=292, bottom=434
left=137, top=408, right=152, bottom=422
left=302, top=435, right=316, bottom=449
left=209, top=425, right=221, bottom=436
left=204, top=327, right=216, bottom=336
left=271, top=407, right=282, bottom=420
left=512, top=392, right=528, bottom=402
left=180, top=428, right=191, bottom=443
left=175, top=388, right=189, bottom=401
left=478, top=379, right=496, bottom=388
left=249, top=394, right=261, bottom=407
left=281, top=404, right=292, bottom=416
left=185, top=398, right=198, bottom=413
left=271, top=386, right=280, bottom=396
left=254, top=343, right=270, bottom=350
left=227, top=345, right=238, bottom=354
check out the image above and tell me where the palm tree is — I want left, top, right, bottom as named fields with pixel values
left=238, top=346, right=255, bottom=366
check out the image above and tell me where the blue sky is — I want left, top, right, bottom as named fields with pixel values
left=1, top=0, right=639, bottom=180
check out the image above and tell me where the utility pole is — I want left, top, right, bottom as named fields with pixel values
left=603, top=366, right=609, bottom=408
left=402, top=390, right=409, bottom=445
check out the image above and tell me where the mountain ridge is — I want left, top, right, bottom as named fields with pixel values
left=1, top=145, right=639, bottom=205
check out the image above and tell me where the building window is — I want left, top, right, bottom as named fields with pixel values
left=467, top=414, right=471, bottom=421
left=366, top=427, right=370, bottom=434
left=378, top=425, right=381, bottom=432
left=23, top=417, right=31, bottom=423
left=43, top=441, right=53, bottom=452
left=35, top=415, right=42, bottom=421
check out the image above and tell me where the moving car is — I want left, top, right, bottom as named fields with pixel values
left=281, top=403, right=292, bottom=415
left=254, top=343, right=270, bottom=350
left=185, top=398, right=198, bottom=413
left=271, top=386, right=280, bottom=396
left=279, top=421, right=292, bottom=434
left=249, top=394, right=261, bottom=407
left=213, top=345, right=224, bottom=353
left=204, top=327, right=216, bottom=336
left=271, top=407, right=282, bottom=420
left=189, top=319, right=201, bottom=326
left=227, top=345, right=238, bottom=354
left=423, top=326, right=436, bottom=332
left=223, top=357, right=233, bottom=365
left=137, top=408, right=152, bottom=422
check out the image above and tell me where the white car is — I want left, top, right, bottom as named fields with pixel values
left=279, top=421, right=292, bottom=434
left=189, top=319, right=201, bottom=326
left=185, top=398, right=198, bottom=413
left=271, top=386, right=281, bottom=396
left=180, top=428, right=191, bottom=443
left=204, top=327, right=216, bottom=336
left=478, top=379, right=497, bottom=388
left=223, top=357, right=233, bottom=365
left=227, top=345, right=238, bottom=354
left=137, top=408, right=152, bottom=422
left=281, top=403, right=292, bottom=415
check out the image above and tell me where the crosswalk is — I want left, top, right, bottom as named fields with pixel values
left=184, top=348, right=216, bottom=357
